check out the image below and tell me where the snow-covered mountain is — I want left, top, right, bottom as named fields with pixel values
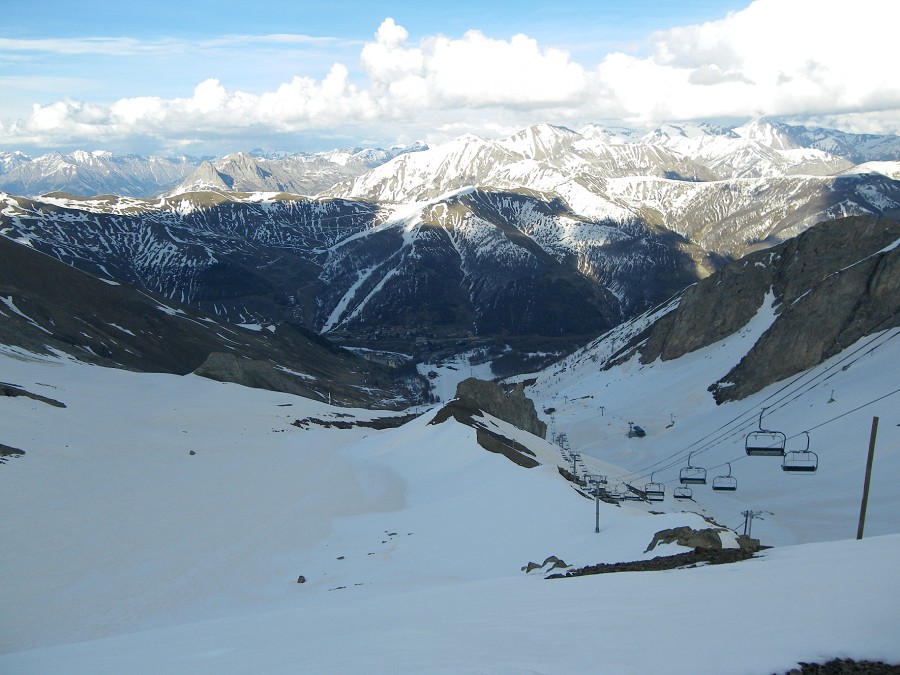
left=0, top=150, right=200, bottom=198
left=1, top=212, right=898, bottom=670
left=2, top=119, right=897, bottom=200
left=646, top=120, right=853, bottom=178
left=326, top=121, right=900, bottom=257
left=0, top=143, right=428, bottom=199
left=771, top=120, right=900, bottom=163
left=2, top=119, right=898, bottom=358
left=170, top=143, right=428, bottom=196
left=0, top=188, right=710, bottom=352
left=0, top=150, right=30, bottom=174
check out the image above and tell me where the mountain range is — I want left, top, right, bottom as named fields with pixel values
left=3, top=119, right=899, bottom=199
left=2, top=119, right=899, bottom=359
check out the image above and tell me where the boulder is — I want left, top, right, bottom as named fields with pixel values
left=644, top=526, right=727, bottom=553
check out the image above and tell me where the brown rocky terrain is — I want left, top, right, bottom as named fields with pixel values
left=0, top=235, right=419, bottom=407
left=610, top=215, right=899, bottom=402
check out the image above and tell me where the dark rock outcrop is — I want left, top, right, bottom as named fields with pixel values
left=709, top=217, right=900, bottom=401
left=628, top=216, right=899, bottom=402
left=1, top=383, right=66, bottom=408
left=453, top=378, right=547, bottom=438
left=429, top=378, right=545, bottom=467
left=522, top=555, right=569, bottom=573
left=783, top=659, right=900, bottom=674
left=548, top=547, right=758, bottom=578
left=645, top=526, right=728, bottom=553
left=0, top=442, right=26, bottom=463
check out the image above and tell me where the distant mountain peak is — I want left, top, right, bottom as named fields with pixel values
left=734, top=118, right=799, bottom=150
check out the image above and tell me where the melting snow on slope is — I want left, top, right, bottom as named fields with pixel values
left=1, top=306, right=898, bottom=672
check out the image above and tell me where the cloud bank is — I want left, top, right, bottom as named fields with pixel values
left=2, top=0, right=896, bottom=153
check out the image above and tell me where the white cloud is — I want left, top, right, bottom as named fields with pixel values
left=2, top=1, right=898, bottom=153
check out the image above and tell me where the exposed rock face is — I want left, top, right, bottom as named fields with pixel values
left=634, top=216, right=900, bottom=402
left=522, top=556, right=569, bottom=574
left=645, top=526, right=727, bottom=552
left=193, top=353, right=303, bottom=393
left=454, top=378, right=547, bottom=439
left=428, top=378, right=545, bottom=468
left=710, top=217, right=900, bottom=402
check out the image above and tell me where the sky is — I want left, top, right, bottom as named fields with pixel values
left=0, top=0, right=897, bottom=156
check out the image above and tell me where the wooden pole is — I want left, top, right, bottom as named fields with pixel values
left=856, top=416, right=879, bottom=540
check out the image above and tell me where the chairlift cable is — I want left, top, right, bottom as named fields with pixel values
left=605, top=327, right=900, bottom=483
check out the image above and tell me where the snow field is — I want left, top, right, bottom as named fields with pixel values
left=1, top=331, right=898, bottom=672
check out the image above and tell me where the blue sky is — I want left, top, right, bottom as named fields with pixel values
left=1, top=0, right=896, bottom=155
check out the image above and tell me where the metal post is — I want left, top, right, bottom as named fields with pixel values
left=595, top=486, right=600, bottom=533
left=856, top=416, right=879, bottom=540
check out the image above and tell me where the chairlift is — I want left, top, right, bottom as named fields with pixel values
left=644, top=472, right=665, bottom=502
left=712, top=462, right=738, bottom=491
left=679, top=452, right=707, bottom=485
left=745, top=407, right=786, bottom=457
left=673, top=485, right=693, bottom=499
left=782, top=431, right=819, bottom=473
left=609, top=483, right=628, bottom=502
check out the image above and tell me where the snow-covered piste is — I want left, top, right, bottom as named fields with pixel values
left=1, top=317, right=898, bottom=672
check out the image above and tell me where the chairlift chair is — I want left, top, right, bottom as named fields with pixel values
left=745, top=408, right=786, bottom=457
left=712, top=463, right=738, bottom=491
left=782, top=431, right=819, bottom=473
left=609, top=483, right=628, bottom=502
left=673, top=485, right=693, bottom=499
left=644, top=472, right=665, bottom=502
left=679, top=452, right=707, bottom=485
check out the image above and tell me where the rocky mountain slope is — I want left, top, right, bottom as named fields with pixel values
left=567, top=215, right=900, bottom=403
left=0, top=144, right=427, bottom=199
left=0, top=188, right=709, bottom=354
left=170, top=144, right=427, bottom=196
left=326, top=122, right=900, bottom=259
left=0, top=234, right=417, bottom=407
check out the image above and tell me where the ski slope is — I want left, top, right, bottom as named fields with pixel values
left=1, top=338, right=898, bottom=672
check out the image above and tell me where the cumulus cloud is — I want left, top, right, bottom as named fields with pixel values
left=600, top=0, right=899, bottom=125
left=2, top=0, right=898, bottom=153
left=359, top=19, right=589, bottom=111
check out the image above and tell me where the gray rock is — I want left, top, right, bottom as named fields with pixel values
left=454, top=378, right=547, bottom=438
left=633, top=216, right=900, bottom=402
left=645, top=526, right=726, bottom=553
